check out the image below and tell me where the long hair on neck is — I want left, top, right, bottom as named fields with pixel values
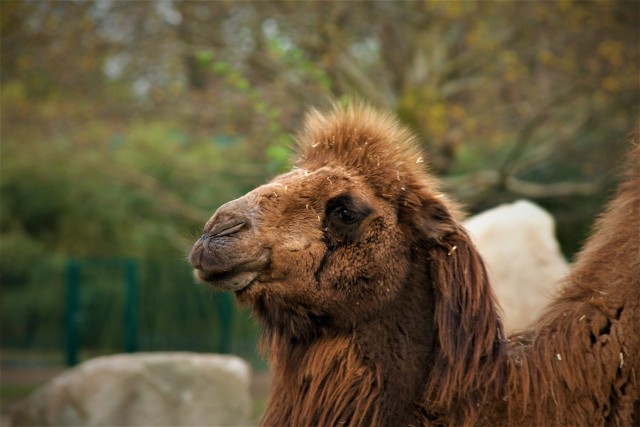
left=415, top=194, right=508, bottom=425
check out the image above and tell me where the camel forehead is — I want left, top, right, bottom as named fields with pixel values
left=248, top=166, right=375, bottom=217
left=269, top=166, right=358, bottom=194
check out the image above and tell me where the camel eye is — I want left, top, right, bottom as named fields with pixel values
left=335, top=207, right=359, bottom=224
left=325, top=193, right=371, bottom=234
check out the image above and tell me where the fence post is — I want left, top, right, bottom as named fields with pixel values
left=64, top=260, right=81, bottom=366
left=123, top=259, right=139, bottom=353
left=215, top=292, right=234, bottom=353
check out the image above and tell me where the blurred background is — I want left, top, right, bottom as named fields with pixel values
left=1, top=0, right=638, bottom=419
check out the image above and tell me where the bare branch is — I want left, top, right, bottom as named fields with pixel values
left=335, top=54, right=394, bottom=107
left=504, top=176, right=603, bottom=198
left=442, top=170, right=604, bottom=203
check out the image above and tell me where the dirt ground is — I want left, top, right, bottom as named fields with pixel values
left=1, top=363, right=64, bottom=427
left=0, top=360, right=271, bottom=427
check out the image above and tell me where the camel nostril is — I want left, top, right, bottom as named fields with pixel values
left=209, top=219, right=247, bottom=238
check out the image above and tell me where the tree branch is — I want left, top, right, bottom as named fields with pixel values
left=442, top=170, right=604, bottom=203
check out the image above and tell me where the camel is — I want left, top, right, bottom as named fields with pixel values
left=189, top=103, right=639, bottom=426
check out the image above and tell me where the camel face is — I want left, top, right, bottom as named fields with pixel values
left=189, top=163, right=412, bottom=331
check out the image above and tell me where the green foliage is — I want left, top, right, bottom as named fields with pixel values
left=1, top=261, right=64, bottom=348
left=199, top=53, right=293, bottom=173
left=266, top=144, right=291, bottom=173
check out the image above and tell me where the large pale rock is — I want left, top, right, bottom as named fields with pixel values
left=13, top=352, right=251, bottom=427
left=464, top=200, right=569, bottom=331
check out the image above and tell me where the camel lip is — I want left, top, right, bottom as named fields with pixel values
left=194, top=267, right=259, bottom=291
left=193, top=253, right=269, bottom=291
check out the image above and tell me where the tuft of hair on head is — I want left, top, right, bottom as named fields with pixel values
left=293, top=101, right=444, bottom=205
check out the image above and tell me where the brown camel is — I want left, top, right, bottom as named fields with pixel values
left=190, top=104, right=639, bottom=426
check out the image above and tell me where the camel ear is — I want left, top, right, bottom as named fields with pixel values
left=417, top=198, right=506, bottom=422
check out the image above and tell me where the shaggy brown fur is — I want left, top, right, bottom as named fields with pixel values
left=189, top=104, right=639, bottom=426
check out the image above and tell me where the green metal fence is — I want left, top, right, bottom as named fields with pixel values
left=64, top=259, right=141, bottom=365
left=2, top=258, right=264, bottom=368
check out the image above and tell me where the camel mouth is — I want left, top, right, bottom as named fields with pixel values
left=192, top=251, right=270, bottom=292
left=189, top=219, right=270, bottom=291
left=194, top=267, right=260, bottom=291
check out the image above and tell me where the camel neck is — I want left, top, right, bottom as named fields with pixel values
left=260, top=277, right=436, bottom=426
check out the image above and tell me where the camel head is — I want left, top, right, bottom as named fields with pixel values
left=189, top=104, right=462, bottom=339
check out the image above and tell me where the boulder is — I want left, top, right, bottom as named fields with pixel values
left=464, top=200, right=569, bottom=331
left=12, top=352, right=251, bottom=427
